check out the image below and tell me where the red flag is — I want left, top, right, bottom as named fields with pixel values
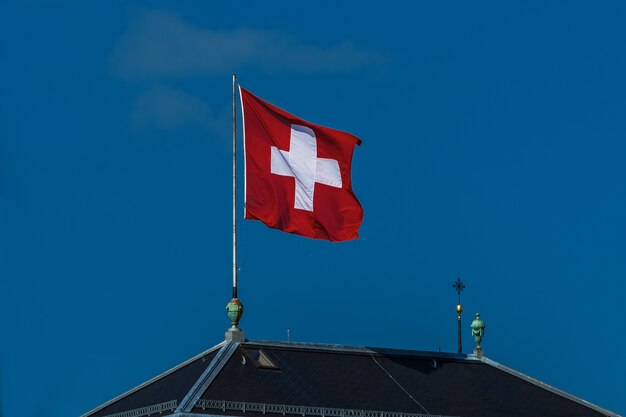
left=239, top=87, right=363, bottom=242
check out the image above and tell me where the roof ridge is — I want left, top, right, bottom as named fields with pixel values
left=244, top=339, right=476, bottom=360
left=177, top=340, right=240, bottom=413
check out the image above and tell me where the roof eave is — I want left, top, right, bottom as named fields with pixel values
left=480, top=356, right=622, bottom=417
left=79, top=341, right=226, bottom=417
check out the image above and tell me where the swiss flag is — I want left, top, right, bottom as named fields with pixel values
left=240, top=87, right=363, bottom=242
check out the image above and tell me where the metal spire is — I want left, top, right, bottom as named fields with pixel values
left=452, top=277, right=465, bottom=354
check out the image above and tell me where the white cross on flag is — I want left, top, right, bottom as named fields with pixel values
left=240, top=87, right=363, bottom=241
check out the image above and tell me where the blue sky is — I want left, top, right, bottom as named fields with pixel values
left=1, top=1, right=625, bottom=416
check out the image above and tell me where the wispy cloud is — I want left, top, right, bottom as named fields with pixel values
left=132, top=85, right=224, bottom=133
left=111, top=11, right=381, bottom=79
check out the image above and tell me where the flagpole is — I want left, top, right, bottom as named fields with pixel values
left=225, top=74, right=244, bottom=341
left=232, top=73, right=237, bottom=299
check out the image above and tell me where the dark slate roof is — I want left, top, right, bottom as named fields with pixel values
left=82, top=343, right=222, bottom=417
left=81, top=339, right=620, bottom=417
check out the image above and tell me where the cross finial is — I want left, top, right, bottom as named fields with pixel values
left=453, top=277, right=465, bottom=302
left=453, top=277, right=466, bottom=354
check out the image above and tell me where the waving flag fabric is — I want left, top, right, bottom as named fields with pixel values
left=239, top=87, right=363, bottom=241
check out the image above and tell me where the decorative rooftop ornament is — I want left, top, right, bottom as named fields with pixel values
left=225, top=298, right=244, bottom=342
left=226, top=298, right=244, bottom=327
left=452, top=277, right=465, bottom=354
left=471, top=312, right=485, bottom=357
left=452, top=277, right=466, bottom=297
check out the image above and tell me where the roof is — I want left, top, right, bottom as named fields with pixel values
left=81, top=339, right=621, bottom=417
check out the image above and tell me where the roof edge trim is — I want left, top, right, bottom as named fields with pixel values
left=192, top=399, right=456, bottom=417
left=173, top=413, right=246, bottom=417
left=80, top=341, right=226, bottom=417
left=102, top=399, right=177, bottom=417
left=480, top=356, right=621, bottom=417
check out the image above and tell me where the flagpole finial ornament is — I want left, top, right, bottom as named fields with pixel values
left=471, top=312, right=485, bottom=357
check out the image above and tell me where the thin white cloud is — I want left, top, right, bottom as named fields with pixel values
left=111, top=11, right=381, bottom=79
left=132, top=85, right=223, bottom=133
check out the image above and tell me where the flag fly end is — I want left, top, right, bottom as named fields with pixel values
left=239, top=88, right=364, bottom=241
